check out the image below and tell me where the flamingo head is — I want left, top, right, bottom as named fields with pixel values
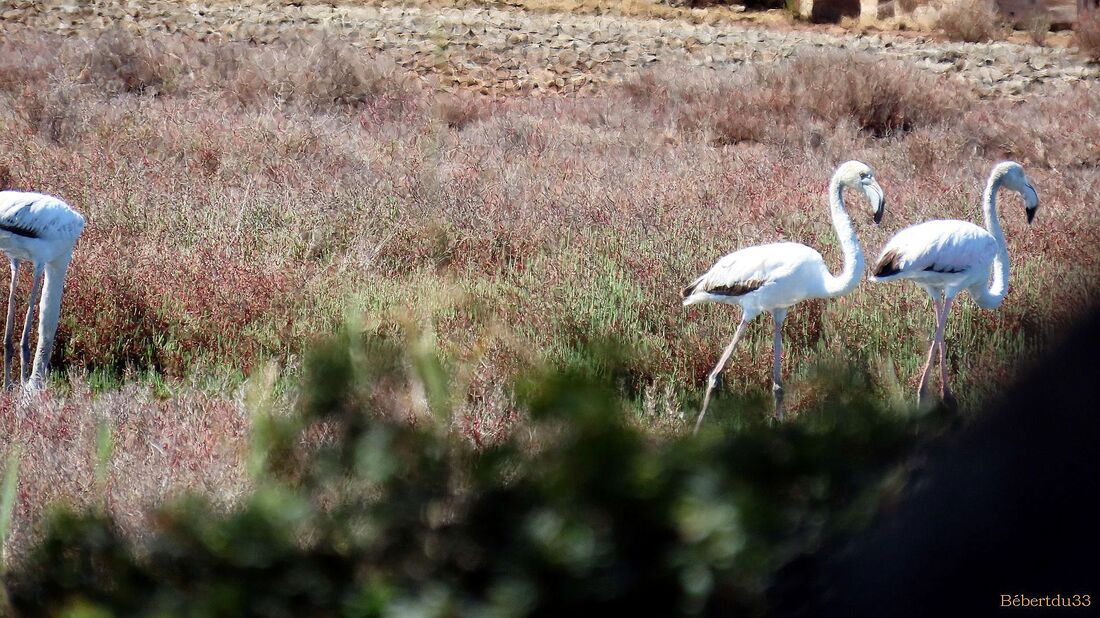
left=835, top=160, right=886, bottom=225
left=995, top=161, right=1040, bottom=225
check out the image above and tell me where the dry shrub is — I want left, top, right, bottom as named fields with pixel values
left=1075, top=9, right=1100, bottom=61
left=433, top=93, right=488, bottom=129
left=621, top=72, right=723, bottom=140
left=0, top=31, right=64, bottom=97
left=82, top=27, right=183, bottom=95
left=282, top=37, right=399, bottom=109
left=627, top=52, right=965, bottom=147
left=216, top=36, right=419, bottom=115
left=712, top=103, right=769, bottom=145
left=937, top=0, right=1005, bottom=43
left=12, top=76, right=89, bottom=144
left=1027, top=11, right=1051, bottom=46
left=193, top=40, right=254, bottom=88
left=957, top=85, right=1100, bottom=168
left=21, top=28, right=419, bottom=116
left=621, top=71, right=669, bottom=108
left=0, top=28, right=426, bottom=122
left=61, top=234, right=303, bottom=378
left=707, top=52, right=965, bottom=143
left=905, top=130, right=941, bottom=172
left=0, top=33, right=92, bottom=143
left=59, top=246, right=169, bottom=376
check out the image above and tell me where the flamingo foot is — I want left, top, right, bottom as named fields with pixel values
left=693, top=373, right=722, bottom=434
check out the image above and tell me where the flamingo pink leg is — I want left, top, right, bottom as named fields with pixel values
left=694, top=317, right=751, bottom=435
left=938, top=297, right=957, bottom=409
left=3, top=259, right=18, bottom=390
left=772, top=308, right=787, bottom=420
left=29, top=257, right=74, bottom=387
left=917, top=296, right=944, bottom=404
left=19, top=265, right=43, bottom=385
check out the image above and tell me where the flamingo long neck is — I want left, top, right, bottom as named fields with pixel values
left=823, top=178, right=864, bottom=297
left=972, top=172, right=1010, bottom=309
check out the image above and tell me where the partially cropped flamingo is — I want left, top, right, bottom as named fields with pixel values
left=869, top=161, right=1038, bottom=407
left=0, top=191, right=86, bottom=391
left=683, top=161, right=885, bottom=432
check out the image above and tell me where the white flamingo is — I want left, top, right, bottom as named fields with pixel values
left=0, top=191, right=86, bottom=391
left=869, top=161, right=1038, bottom=407
left=683, top=161, right=885, bottom=432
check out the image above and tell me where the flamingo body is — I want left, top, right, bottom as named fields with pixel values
left=683, top=242, right=834, bottom=314
left=0, top=191, right=85, bottom=256
left=871, top=219, right=997, bottom=295
left=0, top=190, right=85, bottom=390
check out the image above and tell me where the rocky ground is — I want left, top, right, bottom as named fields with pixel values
left=2, top=0, right=1098, bottom=97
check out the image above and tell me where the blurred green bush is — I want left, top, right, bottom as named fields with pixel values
left=6, top=329, right=943, bottom=616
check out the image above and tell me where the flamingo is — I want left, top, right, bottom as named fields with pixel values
left=0, top=190, right=85, bottom=391
left=869, top=161, right=1038, bottom=408
left=683, top=161, right=885, bottom=432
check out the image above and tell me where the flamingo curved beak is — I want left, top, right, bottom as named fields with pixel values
left=863, top=180, right=885, bottom=225
left=1024, top=182, right=1039, bottom=225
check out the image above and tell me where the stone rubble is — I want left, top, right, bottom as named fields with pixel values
left=2, top=0, right=1097, bottom=97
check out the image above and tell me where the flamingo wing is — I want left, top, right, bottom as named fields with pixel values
left=872, top=220, right=996, bottom=280
left=683, top=242, right=819, bottom=301
left=0, top=191, right=85, bottom=242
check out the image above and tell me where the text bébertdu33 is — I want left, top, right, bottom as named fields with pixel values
left=1000, top=594, right=1090, bottom=608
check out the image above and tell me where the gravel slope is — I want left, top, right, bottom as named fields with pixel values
left=3, top=0, right=1097, bottom=96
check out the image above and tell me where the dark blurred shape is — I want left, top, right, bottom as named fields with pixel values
left=8, top=333, right=940, bottom=616
left=778, top=307, right=1100, bottom=616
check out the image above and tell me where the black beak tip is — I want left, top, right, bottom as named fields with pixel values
left=873, top=208, right=884, bottom=225
left=1026, top=207, right=1036, bottom=225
